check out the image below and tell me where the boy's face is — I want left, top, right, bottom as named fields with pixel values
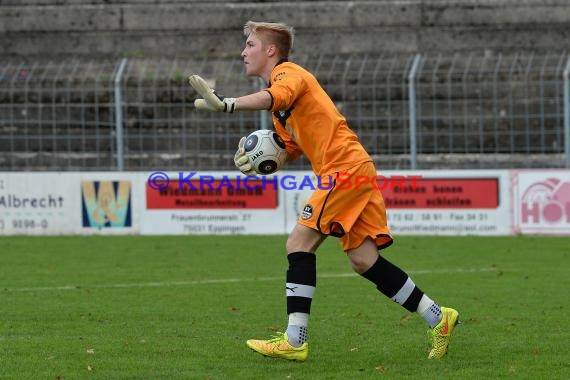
left=241, top=33, right=267, bottom=77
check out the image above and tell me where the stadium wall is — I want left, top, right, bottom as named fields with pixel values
left=1, top=0, right=570, bottom=58
left=1, top=170, right=570, bottom=236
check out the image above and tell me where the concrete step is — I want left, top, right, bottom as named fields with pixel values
left=2, top=1, right=570, bottom=57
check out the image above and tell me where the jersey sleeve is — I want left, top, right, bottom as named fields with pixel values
left=264, top=66, right=306, bottom=111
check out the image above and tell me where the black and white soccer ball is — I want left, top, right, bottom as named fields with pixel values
left=244, top=129, right=287, bottom=175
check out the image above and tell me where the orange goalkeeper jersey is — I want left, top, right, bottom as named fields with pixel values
left=264, top=61, right=371, bottom=176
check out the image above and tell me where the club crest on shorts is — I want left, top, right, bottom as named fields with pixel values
left=301, top=204, right=313, bottom=220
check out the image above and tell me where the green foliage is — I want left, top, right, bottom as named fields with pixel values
left=1, top=235, right=569, bottom=379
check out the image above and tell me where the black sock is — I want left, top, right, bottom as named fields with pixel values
left=286, top=252, right=316, bottom=314
left=361, top=254, right=423, bottom=312
left=285, top=252, right=316, bottom=346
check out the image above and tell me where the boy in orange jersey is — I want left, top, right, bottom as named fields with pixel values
left=189, top=21, right=459, bottom=361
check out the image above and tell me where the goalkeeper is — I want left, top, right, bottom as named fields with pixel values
left=189, top=21, right=459, bottom=361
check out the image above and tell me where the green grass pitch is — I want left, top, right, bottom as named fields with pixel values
left=1, top=235, right=569, bottom=379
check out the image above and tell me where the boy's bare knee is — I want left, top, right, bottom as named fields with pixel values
left=347, top=238, right=379, bottom=274
left=286, top=224, right=325, bottom=254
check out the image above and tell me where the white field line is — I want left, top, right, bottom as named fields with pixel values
left=4, top=267, right=497, bottom=293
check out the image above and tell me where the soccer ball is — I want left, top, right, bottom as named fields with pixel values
left=244, top=129, right=287, bottom=175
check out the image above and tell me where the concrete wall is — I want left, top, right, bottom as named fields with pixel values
left=1, top=0, right=570, bottom=58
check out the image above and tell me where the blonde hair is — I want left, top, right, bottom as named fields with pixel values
left=243, top=21, right=294, bottom=58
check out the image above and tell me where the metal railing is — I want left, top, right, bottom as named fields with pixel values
left=1, top=52, right=569, bottom=171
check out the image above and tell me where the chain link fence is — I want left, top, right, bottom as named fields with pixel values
left=1, top=52, right=569, bottom=171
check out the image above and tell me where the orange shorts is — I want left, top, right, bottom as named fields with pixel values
left=297, top=161, right=393, bottom=252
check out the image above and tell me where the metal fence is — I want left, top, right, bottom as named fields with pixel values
left=1, top=52, right=569, bottom=171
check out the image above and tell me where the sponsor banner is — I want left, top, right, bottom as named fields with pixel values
left=0, top=170, right=519, bottom=236
left=141, top=172, right=285, bottom=235
left=81, top=180, right=134, bottom=229
left=0, top=172, right=139, bottom=235
left=0, top=173, right=72, bottom=235
left=512, top=170, right=570, bottom=235
left=146, top=180, right=278, bottom=209
left=284, top=171, right=511, bottom=236
left=381, top=178, right=499, bottom=209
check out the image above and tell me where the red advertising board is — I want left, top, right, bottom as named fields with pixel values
left=146, top=180, right=278, bottom=209
left=380, top=178, right=499, bottom=209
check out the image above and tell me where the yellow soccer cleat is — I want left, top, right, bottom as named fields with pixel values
left=246, top=332, right=308, bottom=362
left=428, top=306, right=460, bottom=359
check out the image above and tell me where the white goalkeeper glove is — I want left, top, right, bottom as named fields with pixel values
left=234, top=137, right=257, bottom=175
left=188, top=74, right=237, bottom=113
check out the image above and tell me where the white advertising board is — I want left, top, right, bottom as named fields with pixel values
left=512, top=170, right=570, bottom=235
left=0, top=169, right=527, bottom=237
left=0, top=172, right=140, bottom=235
left=283, top=170, right=512, bottom=236
left=140, top=171, right=286, bottom=235
left=0, top=173, right=74, bottom=235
